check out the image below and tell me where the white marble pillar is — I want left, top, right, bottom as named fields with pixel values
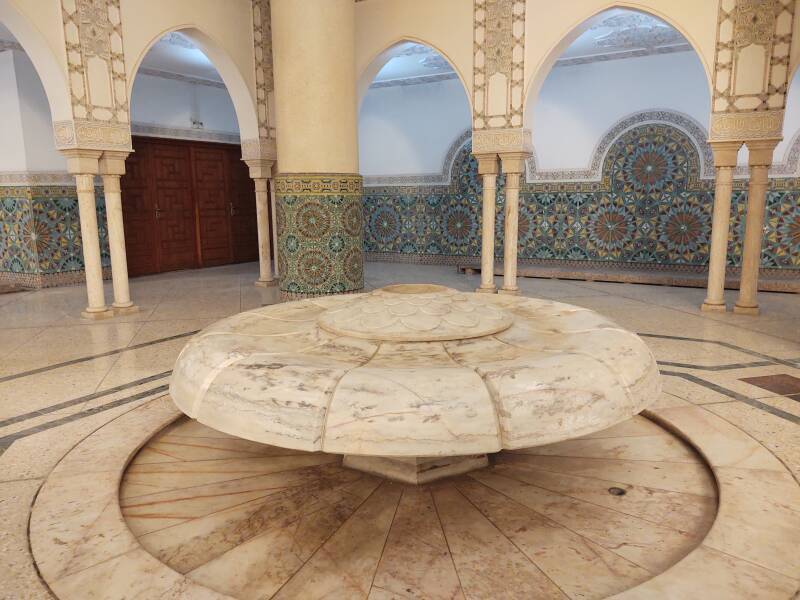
left=63, top=150, right=111, bottom=319
left=99, top=151, right=137, bottom=314
left=701, top=141, right=741, bottom=312
left=499, top=153, right=527, bottom=295
left=475, top=154, right=499, bottom=293
left=246, top=159, right=276, bottom=286
left=734, top=139, right=779, bottom=315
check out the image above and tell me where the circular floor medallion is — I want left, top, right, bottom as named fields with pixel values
left=120, top=415, right=717, bottom=600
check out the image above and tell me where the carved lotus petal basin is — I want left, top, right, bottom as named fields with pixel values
left=170, top=283, right=660, bottom=479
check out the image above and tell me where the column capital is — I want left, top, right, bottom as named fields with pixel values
left=99, top=151, right=130, bottom=177
left=745, top=138, right=781, bottom=167
left=244, top=158, right=275, bottom=180
left=474, top=153, right=500, bottom=175
left=709, top=140, right=742, bottom=168
left=499, top=151, right=531, bottom=175
left=60, top=149, right=102, bottom=175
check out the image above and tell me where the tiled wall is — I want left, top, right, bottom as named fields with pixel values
left=0, top=185, right=109, bottom=287
left=364, top=123, right=800, bottom=272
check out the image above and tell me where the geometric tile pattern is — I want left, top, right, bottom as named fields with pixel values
left=275, top=174, right=364, bottom=296
left=0, top=185, right=109, bottom=275
left=364, top=123, right=800, bottom=270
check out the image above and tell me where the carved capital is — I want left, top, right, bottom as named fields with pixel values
left=709, top=110, right=784, bottom=142
left=60, top=149, right=102, bottom=175
left=474, top=153, right=500, bottom=175
left=745, top=138, right=781, bottom=167
left=241, top=137, right=278, bottom=162
left=500, top=151, right=530, bottom=175
left=709, top=140, right=743, bottom=168
left=99, top=150, right=130, bottom=176
left=244, top=158, right=275, bottom=180
left=471, top=128, right=532, bottom=154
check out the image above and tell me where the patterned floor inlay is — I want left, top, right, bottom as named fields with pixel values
left=740, top=374, right=800, bottom=401
left=119, top=416, right=717, bottom=600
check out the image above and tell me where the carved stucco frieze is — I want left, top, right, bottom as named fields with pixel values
left=711, top=0, right=794, bottom=138
left=59, top=0, right=131, bottom=151
left=252, top=0, right=276, bottom=141
left=472, top=127, right=532, bottom=155
left=472, top=0, right=526, bottom=131
left=241, top=137, right=278, bottom=162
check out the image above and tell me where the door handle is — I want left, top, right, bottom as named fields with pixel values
left=154, top=206, right=164, bottom=219
left=229, top=203, right=236, bottom=217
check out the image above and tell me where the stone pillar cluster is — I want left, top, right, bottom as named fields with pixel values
left=63, top=150, right=137, bottom=320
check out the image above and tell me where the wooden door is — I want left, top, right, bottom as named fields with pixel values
left=192, top=146, right=233, bottom=267
left=151, top=142, right=197, bottom=272
left=121, top=137, right=258, bottom=276
left=121, top=142, right=158, bottom=276
left=227, top=147, right=260, bottom=263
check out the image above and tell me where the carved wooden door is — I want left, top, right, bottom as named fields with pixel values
left=192, top=146, right=232, bottom=267
left=151, top=142, right=198, bottom=272
left=120, top=142, right=158, bottom=276
left=227, top=147, right=260, bottom=263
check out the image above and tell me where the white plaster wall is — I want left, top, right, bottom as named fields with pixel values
left=0, top=50, right=26, bottom=172
left=359, top=78, right=470, bottom=176
left=0, top=49, right=64, bottom=172
left=776, top=67, right=800, bottom=163
left=130, top=73, right=240, bottom=134
left=14, top=51, right=65, bottom=171
left=530, top=52, right=709, bottom=171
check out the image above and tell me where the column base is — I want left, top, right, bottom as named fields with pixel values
left=475, top=285, right=496, bottom=294
left=113, top=304, right=140, bottom=316
left=733, top=303, right=760, bottom=316
left=255, top=279, right=278, bottom=288
left=343, top=454, right=489, bottom=485
left=498, top=287, right=520, bottom=296
left=701, top=301, right=727, bottom=313
left=81, top=308, right=114, bottom=320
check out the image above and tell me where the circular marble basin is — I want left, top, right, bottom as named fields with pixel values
left=170, top=283, right=660, bottom=483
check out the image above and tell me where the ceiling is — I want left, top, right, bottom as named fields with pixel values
left=138, top=32, right=223, bottom=84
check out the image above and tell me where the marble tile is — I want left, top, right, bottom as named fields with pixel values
left=455, top=476, right=651, bottom=599
left=136, top=466, right=367, bottom=573
left=371, top=486, right=465, bottom=600
left=576, top=415, right=670, bottom=439
left=432, top=483, right=568, bottom=599
left=649, top=405, right=786, bottom=470
left=469, top=471, right=698, bottom=574
left=612, top=545, right=799, bottom=600
left=512, top=433, right=700, bottom=463
left=494, top=454, right=716, bottom=496
left=489, top=462, right=716, bottom=535
left=272, top=480, right=403, bottom=600
left=187, top=476, right=383, bottom=599
left=702, top=466, right=800, bottom=578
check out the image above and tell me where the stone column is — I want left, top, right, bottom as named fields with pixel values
left=499, top=153, right=527, bottom=295
left=475, top=154, right=500, bottom=293
left=701, top=141, right=741, bottom=312
left=272, top=0, right=362, bottom=297
left=99, top=151, right=137, bottom=314
left=246, top=159, right=276, bottom=287
left=63, top=150, right=111, bottom=319
left=734, top=139, right=779, bottom=315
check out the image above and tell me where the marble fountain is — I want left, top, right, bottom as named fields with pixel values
left=170, top=283, right=660, bottom=484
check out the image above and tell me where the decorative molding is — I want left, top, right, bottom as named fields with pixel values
left=472, top=127, right=532, bottom=154
left=712, top=0, right=795, bottom=114
left=553, top=43, right=692, bottom=68
left=0, top=172, right=74, bottom=186
left=241, top=136, right=277, bottom=161
left=370, top=72, right=459, bottom=89
left=472, top=0, right=526, bottom=130
left=53, top=118, right=132, bottom=151
left=252, top=0, right=276, bottom=140
left=709, top=110, right=785, bottom=142
left=131, top=122, right=240, bottom=144
left=137, top=67, right=226, bottom=89
left=363, top=129, right=471, bottom=186
left=0, top=40, right=23, bottom=52
left=160, top=32, right=195, bottom=50
left=526, top=110, right=714, bottom=183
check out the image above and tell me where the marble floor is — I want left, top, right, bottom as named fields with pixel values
left=1, top=261, right=799, bottom=599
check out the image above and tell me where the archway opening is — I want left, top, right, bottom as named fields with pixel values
left=359, top=41, right=479, bottom=262
left=123, top=30, right=261, bottom=277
